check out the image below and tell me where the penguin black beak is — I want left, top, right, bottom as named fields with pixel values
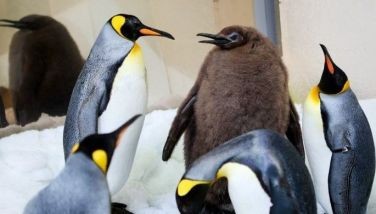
left=0, top=19, right=30, bottom=29
left=139, top=25, right=175, bottom=40
left=197, top=33, right=231, bottom=46
left=320, top=44, right=335, bottom=74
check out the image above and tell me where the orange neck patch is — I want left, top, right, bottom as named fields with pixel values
left=309, top=86, right=320, bottom=105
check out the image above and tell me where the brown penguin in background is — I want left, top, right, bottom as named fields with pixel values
left=162, top=26, right=303, bottom=213
left=0, top=95, right=8, bottom=128
left=0, top=15, right=84, bottom=126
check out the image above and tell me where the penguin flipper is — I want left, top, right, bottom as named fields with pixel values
left=12, top=51, right=46, bottom=125
left=76, top=87, right=108, bottom=138
left=285, top=98, right=304, bottom=157
left=162, top=94, right=197, bottom=161
left=0, top=95, right=7, bottom=128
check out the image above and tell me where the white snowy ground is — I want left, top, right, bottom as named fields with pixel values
left=0, top=99, right=375, bottom=214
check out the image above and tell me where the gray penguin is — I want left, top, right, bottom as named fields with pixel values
left=303, top=44, right=375, bottom=214
left=23, top=115, right=141, bottom=214
left=176, top=129, right=316, bottom=214
left=0, top=15, right=84, bottom=125
left=63, top=14, right=174, bottom=211
left=162, top=25, right=303, bottom=213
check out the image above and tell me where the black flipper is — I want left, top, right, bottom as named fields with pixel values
left=162, top=93, right=197, bottom=161
left=162, top=62, right=207, bottom=162
left=0, top=95, right=8, bottom=128
left=285, top=98, right=304, bottom=157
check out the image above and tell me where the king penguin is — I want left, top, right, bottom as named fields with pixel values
left=63, top=14, right=174, bottom=197
left=176, top=129, right=316, bottom=214
left=303, top=44, right=375, bottom=214
left=24, top=115, right=141, bottom=214
left=0, top=15, right=84, bottom=125
left=162, top=25, right=303, bottom=213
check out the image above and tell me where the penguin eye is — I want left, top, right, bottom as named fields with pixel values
left=229, top=32, right=241, bottom=41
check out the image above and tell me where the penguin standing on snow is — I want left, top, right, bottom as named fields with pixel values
left=176, top=129, right=316, bottom=214
left=0, top=15, right=84, bottom=125
left=303, top=44, right=375, bottom=214
left=162, top=26, right=303, bottom=213
left=63, top=14, right=174, bottom=198
left=24, top=115, right=141, bottom=214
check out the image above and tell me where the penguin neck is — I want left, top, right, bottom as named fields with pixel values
left=65, top=153, right=107, bottom=181
left=117, top=42, right=146, bottom=77
left=87, top=24, right=135, bottom=67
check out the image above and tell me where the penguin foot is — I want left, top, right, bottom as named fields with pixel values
left=111, top=202, right=133, bottom=214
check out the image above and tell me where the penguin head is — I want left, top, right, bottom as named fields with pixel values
left=70, top=114, right=141, bottom=173
left=318, top=44, right=349, bottom=94
left=197, top=26, right=249, bottom=49
left=197, top=26, right=268, bottom=50
left=0, top=15, right=55, bottom=30
left=109, top=14, right=174, bottom=41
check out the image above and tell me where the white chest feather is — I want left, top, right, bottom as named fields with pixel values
left=98, top=44, right=147, bottom=195
left=302, top=87, right=332, bottom=214
left=218, top=162, right=271, bottom=214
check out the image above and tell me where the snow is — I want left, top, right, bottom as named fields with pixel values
left=0, top=109, right=184, bottom=214
left=0, top=99, right=375, bottom=214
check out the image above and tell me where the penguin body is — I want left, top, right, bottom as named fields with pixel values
left=176, top=129, right=316, bottom=214
left=24, top=115, right=140, bottom=214
left=24, top=153, right=110, bottom=214
left=63, top=14, right=174, bottom=196
left=98, top=44, right=147, bottom=193
left=321, top=90, right=374, bottom=213
left=0, top=15, right=84, bottom=125
left=163, top=26, right=303, bottom=212
left=303, top=44, right=375, bottom=214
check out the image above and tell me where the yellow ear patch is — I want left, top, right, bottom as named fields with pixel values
left=111, top=15, right=126, bottom=37
left=340, top=80, right=350, bottom=93
left=92, top=150, right=108, bottom=173
left=71, top=143, right=79, bottom=154
left=177, top=179, right=210, bottom=197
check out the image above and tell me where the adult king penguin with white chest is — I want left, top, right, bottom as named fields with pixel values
left=303, top=44, right=375, bottom=214
left=63, top=14, right=174, bottom=204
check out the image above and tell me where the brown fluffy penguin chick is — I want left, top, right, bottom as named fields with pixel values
left=1, top=15, right=84, bottom=126
left=163, top=25, right=303, bottom=213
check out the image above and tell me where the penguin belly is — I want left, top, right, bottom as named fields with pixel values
left=98, top=45, right=147, bottom=195
left=302, top=88, right=333, bottom=214
left=219, top=162, right=271, bottom=214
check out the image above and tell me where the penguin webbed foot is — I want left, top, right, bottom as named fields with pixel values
left=111, top=202, right=133, bottom=214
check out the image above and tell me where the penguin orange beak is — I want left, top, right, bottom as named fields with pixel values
left=139, top=25, right=174, bottom=40
left=0, top=19, right=30, bottom=29
left=320, top=44, right=335, bottom=74
left=197, top=33, right=231, bottom=46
